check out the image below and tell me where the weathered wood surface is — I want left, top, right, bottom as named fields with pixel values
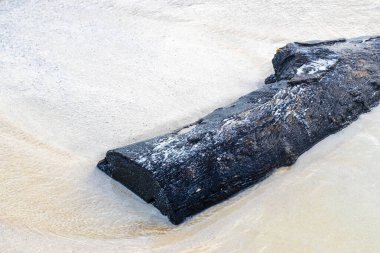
left=98, top=36, right=380, bottom=224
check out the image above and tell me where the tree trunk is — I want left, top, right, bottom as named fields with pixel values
left=98, top=36, right=380, bottom=224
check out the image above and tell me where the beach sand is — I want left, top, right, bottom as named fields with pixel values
left=0, top=0, right=380, bottom=252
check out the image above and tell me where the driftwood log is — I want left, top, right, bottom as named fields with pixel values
left=98, top=36, right=380, bottom=224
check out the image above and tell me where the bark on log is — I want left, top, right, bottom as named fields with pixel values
left=98, top=36, right=380, bottom=224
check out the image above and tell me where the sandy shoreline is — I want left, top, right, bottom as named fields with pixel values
left=1, top=0, right=380, bottom=252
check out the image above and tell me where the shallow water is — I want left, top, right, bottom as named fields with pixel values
left=0, top=0, right=379, bottom=252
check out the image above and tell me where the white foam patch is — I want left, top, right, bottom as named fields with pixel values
left=296, top=59, right=338, bottom=75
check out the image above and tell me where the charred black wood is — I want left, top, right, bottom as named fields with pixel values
left=98, top=36, right=380, bottom=224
